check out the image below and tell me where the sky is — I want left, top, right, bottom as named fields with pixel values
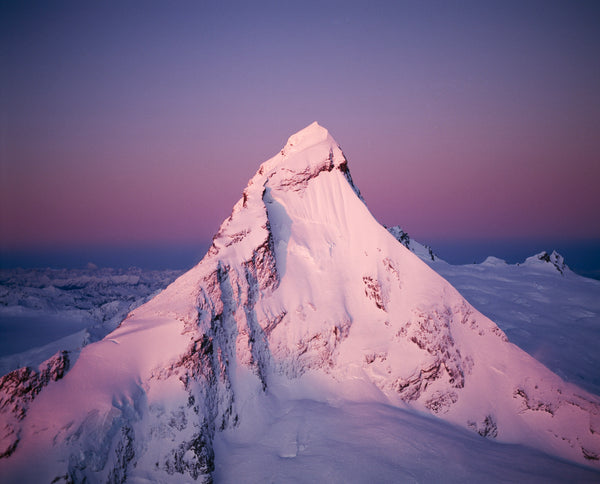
left=1, top=1, right=599, bottom=270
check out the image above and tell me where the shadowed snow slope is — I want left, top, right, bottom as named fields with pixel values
left=1, top=122, right=599, bottom=482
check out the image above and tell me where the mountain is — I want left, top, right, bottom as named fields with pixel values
left=387, top=225, right=440, bottom=262
left=1, top=122, right=599, bottom=482
left=522, top=250, right=568, bottom=274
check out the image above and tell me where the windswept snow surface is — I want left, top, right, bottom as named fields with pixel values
left=1, top=123, right=600, bottom=482
left=214, top=389, right=600, bottom=483
left=424, top=252, right=600, bottom=396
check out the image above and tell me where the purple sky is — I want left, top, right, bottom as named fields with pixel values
left=2, top=1, right=599, bottom=252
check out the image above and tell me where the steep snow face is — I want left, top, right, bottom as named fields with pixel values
left=1, top=122, right=599, bottom=482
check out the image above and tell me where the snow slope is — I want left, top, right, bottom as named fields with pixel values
left=0, top=267, right=182, bottom=376
left=1, top=122, right=599, bottom=482
left=425, top=252, right=600, bottom=397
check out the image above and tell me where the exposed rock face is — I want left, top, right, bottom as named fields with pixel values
left=468, top=415, right=498, bottom=438
left=0, top=351, right=69, bottom=458
left=532, top=250, right=568, bottom=274
left=387, top=226, right=438, bottom=261
left=1, top=122, right=599, bottom=482
left=518, top=250, right=570, bottom=275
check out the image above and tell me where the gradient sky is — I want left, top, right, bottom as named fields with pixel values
left=2, top=1, right=600, bottom=253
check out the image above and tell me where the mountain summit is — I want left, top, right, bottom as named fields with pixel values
left=1, top=123, right=599, bottom=482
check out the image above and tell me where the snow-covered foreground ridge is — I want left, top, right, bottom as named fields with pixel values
left=1, top=122, right=599, bottom=482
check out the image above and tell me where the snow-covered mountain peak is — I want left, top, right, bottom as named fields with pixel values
left=2, top=125, right=599, bottom=482
left=523, top=250, right=568, bottom=274
left=284, top=121, right=330, bottom=152
left=251, top=121, right=344, bottom=182
left=208, top=122, right=361, bottom=266
left=481, top=256, right=508, bottom=266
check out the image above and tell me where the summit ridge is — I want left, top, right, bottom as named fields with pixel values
left=284, top=121, right=330, bottom=153
left=253, top=121, right=344, bottom=183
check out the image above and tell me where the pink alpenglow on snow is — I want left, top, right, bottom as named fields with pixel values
left=0, top=123, right=599, bottom=482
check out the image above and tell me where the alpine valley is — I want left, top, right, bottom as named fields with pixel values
left=1, top=123, right=599, bottom=483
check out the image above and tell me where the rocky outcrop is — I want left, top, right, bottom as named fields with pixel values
left=537, top=250, right=567, bottom=274
left=387, top=226, right=437, bottom=261
left=390, top=307, right=469, bottom=404
left=523, top=250, right=568, bottom=274
left=0, top=351, right=70, bottom=458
